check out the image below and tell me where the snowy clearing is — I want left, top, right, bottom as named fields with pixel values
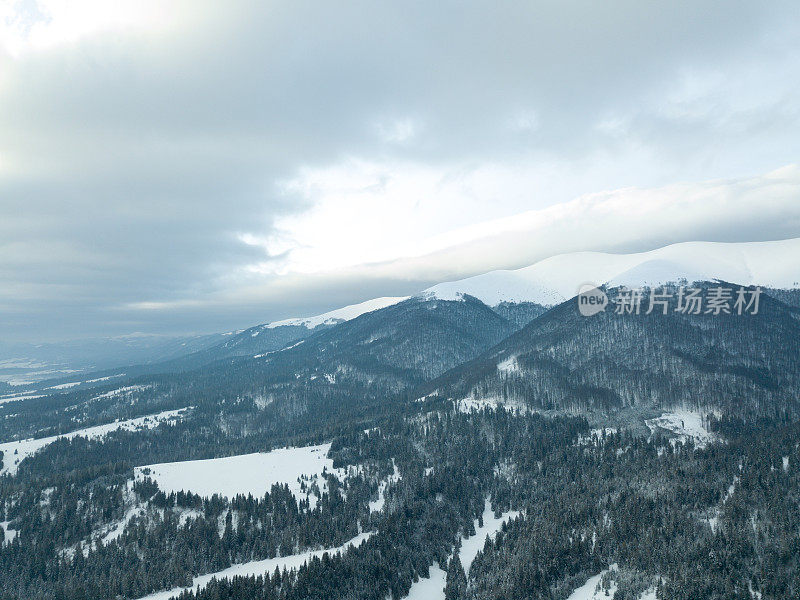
left=645, top=410, right=714, bottom=447
left=404, top=564, right=447, bottom=600
left=1, top=520, right=18, bottom=546
left=90, top=384, right=152, bottom=400
left=0, top=393, right=46, bottom=405
left=497, top=356, right=520, bottom=375
left=461, top=499, right=520, bottom=574
left=403, top=499, right=519, bottom=599
left=0, top=408, right=190, bottom=476
left=47, top=381, right=82, bottom=390
left=369, top=460, right=400, bottom=513
left=566, top=564, right=618, bottom=600
left=134, top=444, right=339, bottom=507
left=578, top=428, right=618, bottom=446
left=135, top=531, right=373, bottom=600
left=456, top=396, right=529, bottom=414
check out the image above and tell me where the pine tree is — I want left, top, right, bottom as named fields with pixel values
left=444, top=552, right=467, bottom=600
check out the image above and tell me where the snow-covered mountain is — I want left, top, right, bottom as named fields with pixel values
left=422, top=238, right=800, bottom=306
left=262, top=296, right=409, bottom=330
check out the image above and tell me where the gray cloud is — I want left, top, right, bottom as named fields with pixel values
left=1, top=0, right=799, bottom=342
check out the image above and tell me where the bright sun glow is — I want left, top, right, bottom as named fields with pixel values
left=0, top=0, right=170, bottom=57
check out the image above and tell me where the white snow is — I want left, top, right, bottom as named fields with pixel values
left=638, top=588, right=658, bottom=600
left=369, top=460, right=400, bottom=513
left=404, top=565, right=448, bottom=600
left=47, top=381, right=82, bottom=390
left=0, top=393, right=45, bottom=405
left=266, top=296, right=409, bottom=329
left=566, top=565, right=618, bottom=600
left=134, top=444, right=339, bottom=507
left=135, top=531, right=373, bottom=600
left=85, top=374, right=125, bottom=383
left=0, top=408, right=190, bottom=476
left=645, top=410, right=714, bottom=448
left=456, top=396, right=528, bottom=414
left=578, top=428, right=617, bottom=446
left=403, top=500, right=519, bottom=600
left=91, top=384, right=151, bottom=400
left=497, top=356, right=520, bottom=375
left=1, top=520, right=17, bottom=545
left=460, top=499, right=520, bottom=574
left=422, top=238, right=800, bottom=306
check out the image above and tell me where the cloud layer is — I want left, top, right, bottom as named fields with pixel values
left=1, top=1, right=799, bottom=341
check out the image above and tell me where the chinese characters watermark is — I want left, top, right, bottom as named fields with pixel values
left=577, top=284, right=762, bottom=317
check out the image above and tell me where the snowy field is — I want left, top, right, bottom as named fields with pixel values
left=134, top=444, right=338, bottom=506
left=645, top=410, right=715, bottom=447
left=403, top=499, right=519, bottom=600
left=565, top=565, right=617, bottom=600
left=0, top=408, right=190, bottom=476
left=456, top=396, right=529, bottom=415
left=1, top=520, right=18, bottom=546
left=136, top=531, right=373, bottom=600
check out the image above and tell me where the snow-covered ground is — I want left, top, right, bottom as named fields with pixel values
left=497, top=356, right=520, bottom=375
left=90, top=384, right=151, bottom=400
left=135, top=531, right=373, bottom=600
left=422, top=238, right=800, bottom=306
left=369, top=460, right=400, bottom=513
left=460, top=499, right=520, bottom=575
left=404, top=565, right=448, bottom=600
left=577, top=428, right=618, bottom=446
left=1, top=520, right=18, bottom=546
left=456, top=396, right=529, bottom=414
left=403, top=499, right=519, bottom=600
left=47, top=381, right=82, bottom=390
left=566, top=565, right=618, bottom=600
left=0, top=408, right=190, bottom=476
left=0, top=392, right=46, bottom=405
left=134, top=444, right=339, bottom=507
left=645, top=410, right=715, bottom=448
left=264, top=296, right=408, bottom=329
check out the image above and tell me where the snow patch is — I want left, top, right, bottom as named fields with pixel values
left=497, top=356, right=520, bottom=375
left=566, top=564, right=618, bottom=600
left=402, top=500, right=518, bottom=599
left=135, top=531, right=373, bottom=600
left=456, top=396, right=528, bottom=414
left=645, top=410, right=714, bottom=448
left=369, top=460, right=400, bottom=513
left=135, top=444, right=341, bottom=508
left=461, top=499, right=520, bottom=575
left=0, top=408, right=190, bottom=476
left=403, top=564, right=447, bottom=600
left=1, top=520, right=17, bottom=546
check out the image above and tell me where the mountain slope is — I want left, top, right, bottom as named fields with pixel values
left=421, top=283, right=800, bottom=420
left=422, top=238, right=800, bottom=306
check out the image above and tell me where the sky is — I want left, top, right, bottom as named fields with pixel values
left=1, top=0, right=800, bottom=342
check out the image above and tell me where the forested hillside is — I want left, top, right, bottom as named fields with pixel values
left=0, top=284, right=799, bottom=600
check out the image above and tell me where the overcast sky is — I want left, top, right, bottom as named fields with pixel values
left=1, top=0, right=800, bottom=342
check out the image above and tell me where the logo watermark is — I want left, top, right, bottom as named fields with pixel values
left=577, top=284, right=762, bottom=316
left=577, top=284, right=609, bottom=316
